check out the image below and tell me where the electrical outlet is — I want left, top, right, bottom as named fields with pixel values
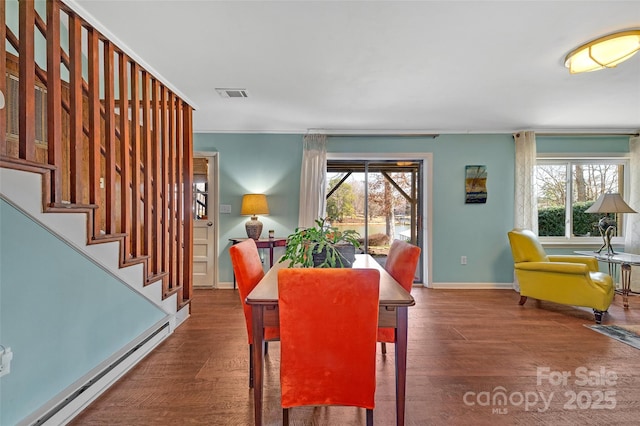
left=0, top=347, right=13, bottom=377
left=461, top=256, right=467, bottom=265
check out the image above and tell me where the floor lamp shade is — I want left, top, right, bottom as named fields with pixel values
left=241, top=194, right=269, bottom=239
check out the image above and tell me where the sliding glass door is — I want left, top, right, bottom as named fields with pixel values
left=326, top=159, right=424, bottom=282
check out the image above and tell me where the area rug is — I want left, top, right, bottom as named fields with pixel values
left=587, top=324, right=640, bottom=350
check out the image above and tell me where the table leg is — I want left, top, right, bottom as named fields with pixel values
left=621, top=263, right=631, bottom=309
left=251, top=305, right=265, bottom=425
left=269, top=245, right=274, bottom=268
left=395, top=306, right=408, bottom=426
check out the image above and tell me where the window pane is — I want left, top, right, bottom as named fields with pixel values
left=572, top=164, right=621, bottom=237
left=536, top=164, right=566, bottom=237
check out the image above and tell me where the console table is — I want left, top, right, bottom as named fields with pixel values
left=575, top=251, right=640, bottom=309
left=229, top=237, right=287, bottom=289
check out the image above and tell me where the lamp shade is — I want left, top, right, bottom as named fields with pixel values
left=241, top=194, right=269, bottom=239
left=240, top=194, right=269, bottom=216
left=565, top=30, right=640, bottom=74
left=585, top=193, right=637, bottom=214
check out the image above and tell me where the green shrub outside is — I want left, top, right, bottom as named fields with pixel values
left=538, top=206, right=565, bottom=236
left=538, top=201, right=604, bottom=237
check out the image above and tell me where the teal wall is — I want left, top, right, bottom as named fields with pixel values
left=329, top=134, right=516, bottom=283
left=194, top=134, right=303, bottom=281
left=0, top=199, right=167, bottom=425
left=537, top=135, right=630, bottom=154
left=194, top=132, right=630, bottom=285
left=194, top=133, right=517, bottom=284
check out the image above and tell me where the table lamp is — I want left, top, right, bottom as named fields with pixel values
left=585, top=192, right=637, bottom=255
left=241, top=194, right=269, bottom=239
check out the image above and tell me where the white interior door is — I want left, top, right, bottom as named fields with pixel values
left=192, top=154, right=218, bottom=288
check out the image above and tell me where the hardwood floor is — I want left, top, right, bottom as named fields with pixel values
left=70, top=288, right=640, bottom=425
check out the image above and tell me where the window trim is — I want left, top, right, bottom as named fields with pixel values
left=536, top=154, right=631, bottom=246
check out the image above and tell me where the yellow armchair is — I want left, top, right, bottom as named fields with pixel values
left=507, top=229, right=614, bottom=323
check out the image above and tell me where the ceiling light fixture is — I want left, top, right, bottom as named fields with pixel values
left=564, top=29, right=640, bottom=74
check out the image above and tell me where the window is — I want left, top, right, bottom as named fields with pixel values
left=6, top=72, right=48, bottom=145
left=536, top=158, right=629, bottom=241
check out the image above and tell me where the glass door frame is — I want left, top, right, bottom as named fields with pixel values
left=327, top=152, right=433, bottom=287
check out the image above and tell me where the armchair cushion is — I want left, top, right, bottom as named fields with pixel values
left=547, top=255, right=599, bottom=271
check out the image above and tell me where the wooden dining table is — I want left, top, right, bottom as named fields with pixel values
left=246, top=254, right=416, bottom=425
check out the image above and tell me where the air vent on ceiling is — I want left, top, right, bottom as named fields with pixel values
left=215, top=88, right=249, bottom=98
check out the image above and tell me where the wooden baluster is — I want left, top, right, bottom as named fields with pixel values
left=104, top=41, right=116, bottom=234
left=0, top=1, right=7, bottom=154
left=167, top=92, right=177, bottom=292
left=88, top=29, right=102, bottom=237
left=161, top=86, right=170, bottom=286
left=46, top=0, right=62, bottom=204
left=175, top=99, right=183, bottom=292
left=182, top=105, right=194, bottom=304
left=130, top=63, right=141, bottom=258
left=152, top=79, right=162, bottom=276
left=68, top=14, right=83, bottom=204
left=119, top=52, right=131, bottom=254
left=18, top=0, right=36, bottom=161
left=142, top=72, right=152, bottom=263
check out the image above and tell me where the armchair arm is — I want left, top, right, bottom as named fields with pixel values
left=548, top=255, right=598, bottom=271
left=515, top=261, right=588, bottom=275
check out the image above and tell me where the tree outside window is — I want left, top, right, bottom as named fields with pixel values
left=536, top=160, right=626, bottom=239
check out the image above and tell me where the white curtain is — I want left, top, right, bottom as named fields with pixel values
left=298, top=134, right=327, bottom=228
left=512, top=131, right=538, bottom=291
left=624, top=134, right=640, bottom=291
left=513, top=131, right=538, bottom=233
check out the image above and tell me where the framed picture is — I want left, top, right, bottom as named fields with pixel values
left=465, top=165, right=487, bottom=204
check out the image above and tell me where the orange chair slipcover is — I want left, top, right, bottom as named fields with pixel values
left=278, top=268, right=380, bottom=425
left=229, top=239, right=279, bottom=388
left=378, top=240, right=421, bottom=349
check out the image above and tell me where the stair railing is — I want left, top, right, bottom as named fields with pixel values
left=0, top=0, right=193, bottom=308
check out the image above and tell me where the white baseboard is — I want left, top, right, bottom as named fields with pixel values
left=216, top=281, right=236, bottom=290
left=430, top=282, right=516, bottom=290
left=173, top=304, right=191, bottom=330
left=20, top=319, right=171, bottom=426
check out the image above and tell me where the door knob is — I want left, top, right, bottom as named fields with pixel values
left=207, top=222, right=213, bottom=226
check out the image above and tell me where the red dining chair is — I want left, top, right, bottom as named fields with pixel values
left=379, top=240, right=421, bottom=354
left=229, top=239, right=279, bottom=388
left=278, top=268, right=380, bottom=426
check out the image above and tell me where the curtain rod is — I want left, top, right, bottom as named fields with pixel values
left=535, top=132, right=638, bottom=137
left=306, top=129, right=439, bottom=138
left=327, top=133, right=439, bottom=138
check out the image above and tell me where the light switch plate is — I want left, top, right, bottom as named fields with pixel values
left=220, top=204, right=232, bottom=214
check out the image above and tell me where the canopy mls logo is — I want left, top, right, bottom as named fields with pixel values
left=463, top=366, right=618, bottom=414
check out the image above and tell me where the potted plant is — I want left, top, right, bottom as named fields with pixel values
left=280, top=218, right=361, bottom=268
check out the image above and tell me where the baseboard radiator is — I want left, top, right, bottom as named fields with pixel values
left=20, top=320, right=172, bottom=426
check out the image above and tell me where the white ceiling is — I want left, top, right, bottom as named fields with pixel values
left=72, top=0, right=640, bottom=135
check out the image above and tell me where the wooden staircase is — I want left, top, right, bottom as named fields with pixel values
left=1, top=0, right=194, bottom=311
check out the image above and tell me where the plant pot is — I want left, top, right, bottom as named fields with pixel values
left=312, top=244, right=356, bottom=268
